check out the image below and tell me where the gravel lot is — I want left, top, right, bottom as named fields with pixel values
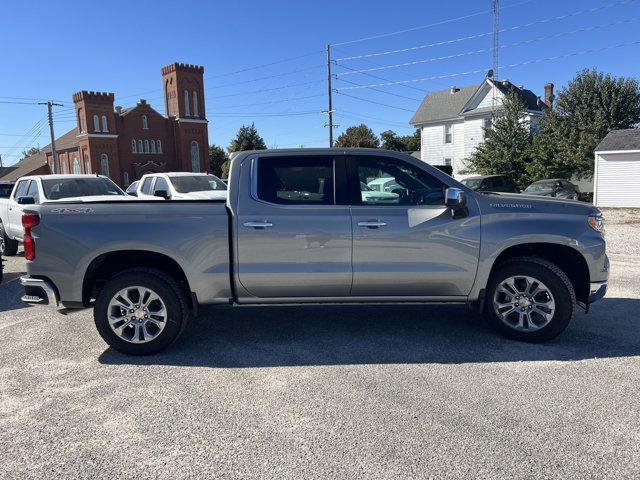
left=1, top=210, right=639, bottom=479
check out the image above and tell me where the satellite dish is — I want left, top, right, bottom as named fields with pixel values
left=486, top=69, right=494, bottom=78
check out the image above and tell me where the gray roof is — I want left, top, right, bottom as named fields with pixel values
left=410, top=84, right=480, bottom=125
left=595, top=129, right=640, bottom=152
left=0, top=151, right=49, bottom=181
left=410, top=79, right=545, bottom=125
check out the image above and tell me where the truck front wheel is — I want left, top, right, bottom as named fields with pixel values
left=94, top=269, right=189, bottom=355
left=483, top=257, right=576, bottom=342
left=0, top=223, right=18, bottom=256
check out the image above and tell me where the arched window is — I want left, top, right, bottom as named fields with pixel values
left=190, top=141, right=200, bottom=172
left=123, top=172, right=130, bottom=187
left=100, top=154, right=109, bottom=177
left=192, top=91, right=198, bottom=117
left=156, top=140, right=162, bottom=153
left=132, top=139, right=137, bottom=153
left=93, top=115, right=100, bottom=132
left=144, top=140, right=150, bottom=153
left=184, top=90, right=190, bottom=116
left=137, top=140, right=143, bottom=153
left=77, top=108, right=85, bottom=133
left=142, top=115, right=148, bottom=129
left=83, top=150, right=90, bottom=173
left=101, top=115, right=108, bottom=132
left=72, top=158, right=80, bottom=174
left=150, top=140, right=156, bottom=153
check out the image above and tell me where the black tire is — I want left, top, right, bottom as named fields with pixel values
left=483, top=257, right=576, bottom=342
left=0, top=223, right=18, bottom=256
left=94, top=269, right=189, bottom=355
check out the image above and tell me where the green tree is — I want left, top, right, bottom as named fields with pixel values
left=20, top=146, right=40, bottom=160
left=335, top=124, right=379, bottom=148
left=463, top=92, right=534, bottom=189
left=228, top=123, right=267, bottom=152
left=536, top=69, right=640, bottom=178
left=209, top=144, right=228, bottom=178
left=380, top=129, right=420, bottom=151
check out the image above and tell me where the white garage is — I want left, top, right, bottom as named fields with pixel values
left=594, top=129, right=640, bottom=208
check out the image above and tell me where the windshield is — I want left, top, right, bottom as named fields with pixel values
left=42, top=177, right=125, bottom=200
left=524, top=181, right=555, bottom=192
left=0, top=184, right=14, bottom=198
left=460, top=178, right=483, bottom=190
left=171, top=175, right=227, bottom=193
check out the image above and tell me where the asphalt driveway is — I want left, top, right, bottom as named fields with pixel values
left=1, top=214, right=639, bottom=479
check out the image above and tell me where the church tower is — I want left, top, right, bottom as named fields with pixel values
left=161, top=62, right=209, bottom=172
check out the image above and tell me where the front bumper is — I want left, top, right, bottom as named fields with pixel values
left=588, top=280, right=608, bottom=304
left=20, top=277, right=59, bottom=307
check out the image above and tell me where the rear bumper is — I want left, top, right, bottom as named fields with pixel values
left=20, top=276, right=59, bottom=307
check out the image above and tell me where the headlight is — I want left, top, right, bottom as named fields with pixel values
left=588, top=214, right=605, bottom=235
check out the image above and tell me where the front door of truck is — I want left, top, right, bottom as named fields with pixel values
left=236, top=155, right=352, bottom=298
left=7, top=179, right=30, bottom=238
left=348, top=155, right=481, bottom=297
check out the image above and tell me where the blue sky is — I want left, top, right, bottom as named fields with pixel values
left=1, top=0, right=639, bottom=165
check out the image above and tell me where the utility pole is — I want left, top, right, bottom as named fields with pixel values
left=326, top=43, right=334, bottom=148
left=491, top=0, right=500, bottom=114
left=38, top=100, right=64, bottom=174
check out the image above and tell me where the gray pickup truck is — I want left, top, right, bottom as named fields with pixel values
left=20, top=149, right=608, bottom=355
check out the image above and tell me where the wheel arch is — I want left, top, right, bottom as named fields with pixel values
left=488, top=243, right=590, bottom=305
left=82, top=250, right=193, bottom=308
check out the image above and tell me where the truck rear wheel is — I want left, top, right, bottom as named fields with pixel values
left=94, top=269, right=189, bottom=355
left=0, top=223, right=18, bottom=256
left=483, top=257, right=575, bottom=342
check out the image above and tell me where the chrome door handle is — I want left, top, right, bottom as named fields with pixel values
left=357, top=220, right=387, bottom=228
left=243, top=221, right=273, bottom=228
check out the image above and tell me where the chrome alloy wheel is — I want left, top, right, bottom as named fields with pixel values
left=492, top=275, right=556, bottom=332
left=107, top=286, right=167, bottom=344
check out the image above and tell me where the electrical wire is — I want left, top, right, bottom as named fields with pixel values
left=335, top=40, right=640, bottom=91
left=336, top=18, right=640, bottom=76
left=334, top=0, right=637, bottom=61
left=332, top=0, right=537, bottom=46
left=335, top=92, right=415, bottom=112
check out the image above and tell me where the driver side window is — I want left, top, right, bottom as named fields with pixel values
left=153, top=177, right=170, bottom=195
left=354, top=156, right=445, bottom=206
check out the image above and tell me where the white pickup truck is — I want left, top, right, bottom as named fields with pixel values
left=135, top=172, right=227, bottom=200
left=0, top=174, right=126, bottom=255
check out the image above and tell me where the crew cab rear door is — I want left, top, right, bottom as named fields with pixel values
left=235, top=154, right=352, bottom=299
left=347, top=154, right=481, bottom=297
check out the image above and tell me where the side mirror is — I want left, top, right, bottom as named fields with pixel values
left=154, top=190, right=170, bottom=200
left=17, top=196, right=35, bottom=205
left=445, top=187, right=466, bottom=208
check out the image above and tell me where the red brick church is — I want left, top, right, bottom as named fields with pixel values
left=1, top=62, right=209, bottom=186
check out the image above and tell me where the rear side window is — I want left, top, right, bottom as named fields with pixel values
left=141, top=177, right=154, bottom=194
left=13, top=180, right=29, bottom=199
left=257, top=157, right=334, bottom=205
left=26, top=180, right=40, bottom=203
left=153, top=177, right=170, bottom=194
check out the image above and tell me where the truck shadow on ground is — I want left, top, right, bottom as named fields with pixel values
left=99, top=297, right=640, bottom=367
left=0, top=271, right=30, bottom=313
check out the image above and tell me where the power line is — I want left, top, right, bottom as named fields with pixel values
left=212, top=93, right=325, bottom=110
left=206, top=79, right=326, bottom=100
left=207, top=111, right=321, bottom=117
left=335, top=40, right=640, bottom=91
left=335, top=91, right=415, bottom=112
left=335, top=19, right=640, bottom=77
left=206, top=64, right=324, bottom=90
left=338, top=110, right=413, bottom=127
left=334, top=77, right=421, bottom=101
left=334, top=0, right=637, bottom=61
left=332, top=0, right=536, bottom=46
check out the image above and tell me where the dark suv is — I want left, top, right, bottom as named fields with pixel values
left=460, top=175, right=518, bottom=193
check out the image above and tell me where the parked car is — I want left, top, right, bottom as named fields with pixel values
left=136, top=172, right=227, bottom=200
left=523, top=179, right=580, bottom=200
left=0, top=181, right=16, bottom=199
left=461, top=175, right=518, bottom=193
left=126, top=181, right=140, bottom=196
left=0, top=174, right=126, bottom=255
left=360, top=182, right=399, bottom=203
left=20, top=149, right=607, bottom=355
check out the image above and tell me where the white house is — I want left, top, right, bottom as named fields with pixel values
left=594, top=129, right=640, bottom=208
left=409, top=76, right=552, bottom=177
